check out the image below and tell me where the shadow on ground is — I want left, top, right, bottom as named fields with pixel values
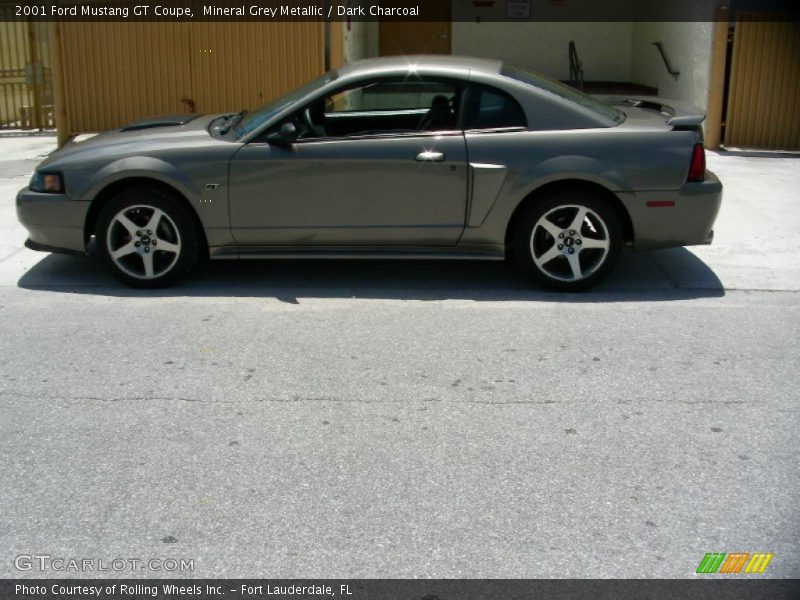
left=715, top=147, right=800, bottom=159
left=16, top=246, right=724, bottom=303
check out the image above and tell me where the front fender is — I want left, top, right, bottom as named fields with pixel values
left=69, top=154, right=236, bottom=248
left=77, top=156, right=202, bottom=202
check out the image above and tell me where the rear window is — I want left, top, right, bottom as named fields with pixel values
left=466, top=85, right=527, bottom=130
left=501, top=64, right=623, bottom=124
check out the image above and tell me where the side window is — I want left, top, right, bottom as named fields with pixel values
left=327, top=81, right=456, bottom=114
left=466, top=85, right=527, bottom=130
left=282, top=79, right=461, bottom=140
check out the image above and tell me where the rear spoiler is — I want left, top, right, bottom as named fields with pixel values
left=595, top=95, right=706, bottom=128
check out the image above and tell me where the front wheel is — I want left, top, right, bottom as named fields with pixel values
left=511, top=192, right=622, bottom=292
left=96, top=188, right=201, bottom=288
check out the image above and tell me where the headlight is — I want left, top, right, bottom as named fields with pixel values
left=29, top=171, right=64, bottom=193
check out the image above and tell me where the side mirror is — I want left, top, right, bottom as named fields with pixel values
left=276, top=122, right=298, bottom=144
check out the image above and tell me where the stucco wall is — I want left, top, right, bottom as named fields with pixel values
left=451, top=22, right=634, bottom=82
left=341, top=21, right=379, bottom=64
left=631, top=22, right=714, bottom=110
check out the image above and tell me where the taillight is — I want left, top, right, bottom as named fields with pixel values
left=687, top=143, right=706, bottom=182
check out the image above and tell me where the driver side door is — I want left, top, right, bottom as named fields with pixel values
left=228, top=78, right=468, bottom=246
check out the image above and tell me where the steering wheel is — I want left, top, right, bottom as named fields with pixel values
left=303, top=107, right=316, bottom=132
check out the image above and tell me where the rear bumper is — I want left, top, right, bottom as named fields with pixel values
left=16, top=187, right=89, bottom=255
left=623, top=170, right=723, bottom=251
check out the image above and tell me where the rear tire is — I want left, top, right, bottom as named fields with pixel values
left=511, top=191, right=622, bottom=292
left=96, top=188, right=201, bottom=288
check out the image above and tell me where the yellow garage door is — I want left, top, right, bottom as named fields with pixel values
left=725, top=15, right=800, bottom=150
left=0, top=15, right=53, bottom=130
left=56, top=21, right=324, bottom=135
left=189, top=21, right=323, bottom=114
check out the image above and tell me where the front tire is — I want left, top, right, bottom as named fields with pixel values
left=96, top=188, right=201, bottom=288
left=511, top=191, right=622, bottom=292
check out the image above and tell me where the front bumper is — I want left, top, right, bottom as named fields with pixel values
left=622, top=170, right=723, bottom=251
left=16, top=187, right=90, bottom=255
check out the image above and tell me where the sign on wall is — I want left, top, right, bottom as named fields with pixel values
left=506, top=0, right=531, bottom=19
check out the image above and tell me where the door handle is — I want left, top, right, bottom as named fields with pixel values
left=416, top=151, right=445, bottom=162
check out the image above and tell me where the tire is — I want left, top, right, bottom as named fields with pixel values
left=96, top=188, right=201, bottom=288
left=510, top=190, right=622, bottom=292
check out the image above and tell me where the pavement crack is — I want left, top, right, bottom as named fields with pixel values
left=0, top=390, right=442, bottom=405
left=0, top=390, right=210, bottom=404
left=464, top=399, right=560, bottom=405
left=0, top=391, right=775, bottom=408
left=656, top=399, right=754, bottom=405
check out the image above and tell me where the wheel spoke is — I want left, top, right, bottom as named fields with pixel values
left=156, top=240, right=180, bottom=254
left=569, top=207, right=588, bottom=234
left=566, top=252, right=583, bottom=280
left=141, top=251, right=155, bottom=278
left=537, top=217, right=562, bottom=239
left=111, top=241, right=137, bottom=260
left=534, top=245, right=561, bottom=268
left=115, top=213, right=139, bottom=235
left=145, top=208, right=164, bottom=234
left=580, top=237, right=609, bottom=250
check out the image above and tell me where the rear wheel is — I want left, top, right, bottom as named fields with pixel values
left=511, top=191, right=622, bottom=292
left=97, top=188, right=201, bottom=288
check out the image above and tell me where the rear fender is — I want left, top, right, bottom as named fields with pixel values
left=519, top=155, right=632, bottom=195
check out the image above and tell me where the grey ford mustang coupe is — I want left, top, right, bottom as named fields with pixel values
left=17, top=56, right=721, bottom=291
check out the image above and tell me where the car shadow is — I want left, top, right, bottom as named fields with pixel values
left=17, top=247, right=725, bottom=303
left=714, top=147, right=800, bottom=159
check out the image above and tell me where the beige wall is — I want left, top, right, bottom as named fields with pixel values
left=342, top=21, right=380, bottom=64
left=631, top=22, right=714, bottom=110
left=452, top=22, right=634, bottom=82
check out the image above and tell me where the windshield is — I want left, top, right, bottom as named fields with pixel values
left=501, top=64, right=623, bottom=124
left=234, top=71, right=338, bottom=139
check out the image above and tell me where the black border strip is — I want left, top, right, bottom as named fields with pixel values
left=0, top=0, right=799, bottom=22
left=2, top=579, right=800, bottom=600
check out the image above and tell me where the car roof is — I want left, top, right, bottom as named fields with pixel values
left=336, top=55, right=503, bottom=79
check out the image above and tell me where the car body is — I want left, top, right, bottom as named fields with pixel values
left=17, top=55, right=722, bottom=290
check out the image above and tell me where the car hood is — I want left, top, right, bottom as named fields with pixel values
left=38, top=113, right=223, bottom=168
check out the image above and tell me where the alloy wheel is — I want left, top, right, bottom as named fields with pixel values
left=529, top=204, right=611, bottom=282
left=105, top=204, right=182, bottom=280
